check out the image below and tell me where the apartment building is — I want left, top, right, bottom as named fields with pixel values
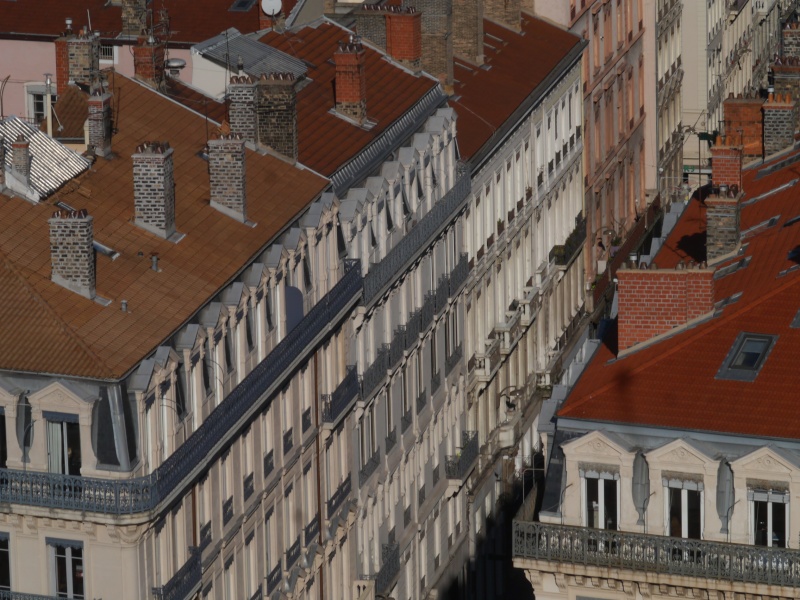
left=513, top=95, right=800, bottom=600
left=655, top=0, right=684, bottom=199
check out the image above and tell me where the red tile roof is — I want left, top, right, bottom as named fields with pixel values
left=558, top=153, right=800, bottom=440
left=259, top=21, right=439, bottom=177
left=0, top=74, right=327, bottom=379
left=451, top=16, right=582, bottom=160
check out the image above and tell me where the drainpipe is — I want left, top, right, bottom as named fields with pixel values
left=314, top=350, right=325, bottom=600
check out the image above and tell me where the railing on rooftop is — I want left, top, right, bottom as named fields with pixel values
left=512, top=521, right=800, bottom=587
left=363, top=163, right=471, bottom=304
left=152, top=547, right=201, bottom=600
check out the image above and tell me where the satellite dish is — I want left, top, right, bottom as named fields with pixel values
left=261, top=0, right=282, bottom=17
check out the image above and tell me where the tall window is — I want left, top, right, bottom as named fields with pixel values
left=0, top=535, right=9, bottom=592
left=51, top=541, right=84, bottom=599
left=666, top=481, right=702, bottom=539
left=46, top=417, right=81, bottom=476
left=751, top=490, right=788, bottom=548
left=582, top=471, right=619, bottom=530
left=174, top=363, right=187, bottom=419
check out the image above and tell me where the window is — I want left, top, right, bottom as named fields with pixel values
left=26, top=86, right=57, bottom=125
left=50, top=540, right=84, bottom=599
left=46, top=415, right=81, bottom=476
left=223, top=328, right=235, bottom=374
left=223, top=556, right=235, bottom=600
left=750, top=489, right=788, bottom=548
left=174, top=363, right=187, bottom=419
left=99, top=44, right=114, bottom=61
left=582, top=470, right=619, bottom=530
left=717, top=333, right=777, bottom=381
left=665, top=480, right=703, bottom=539
left=245, top=308, right=256, bottom=353
left=0, top=535, right=9, bottom=592
left=202, top=345, right=214, bottom=398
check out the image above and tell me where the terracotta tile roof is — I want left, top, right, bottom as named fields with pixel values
left=0, top=74, right=327, bottom=379
left=451, top=16, right=582, bottom=160
left=40, top=86, right=88, bottom=140
left=558, top=153, right=800, bottom=440
left=0, top=0, right=268, bottom=43
left=163, top=78, right=228, bottom=124
left=258, top=21, right=439, bottom=177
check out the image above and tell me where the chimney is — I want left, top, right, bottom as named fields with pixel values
left=132, top=141, right=176, bottom=239
left=208, top=134, right=247, bottom=222
left=782, top=21, right=800, bottom=59
left=133, top=36, right=165, bottom=87
left=54, top=30, right=101, bottom=95
left=405, top=0, right=454, bottom=85
left=762, top=92, right=796, bottom=157
left=228, top=76, right=258, bottom=143
left=707, top=137, right=743, bottom=261
left=386, top=8, right=423, bottom=70
left=483, top=0, right=520, bottom=31
left=453, top=0, right=484, bottom=66
left=355, top=5, right=388, bottom=50
left=710, top=136, right=742, bottom=190
left=617, top=263, right=715, bottom=351
left=722, top=92, right=764, bottom=158
left=87, top=88, right=113, bottom=157
left=770, top=57, right=800, bottom=129
left=11, top=135, right=31, bottom=184
left=49, top=209, right=96, bottom=300
left=121, top=0, right=147, bottom=37
left=256, top=73, right=298, bottom=159
left=334, top=40, right=367, bottom=123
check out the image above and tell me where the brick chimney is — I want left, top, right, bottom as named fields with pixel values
left=483, top=0, right=520, bottom=31
left=256, top=73, right=298, bottom=159
left=228, top=76, right=258, bottom=143
left=334, top=40, right=367, bottom=123
left=617, top=263, right=715, bottom=351
left=707, top=137, right=743, bottom=261
left=87, top=89, right=113, bottom=157
left=762, top=92, right=796, bottom=157
left=386, top=8, right=422, bottom=70
left=132, top=141, right=176, bottom=239
left=11, top=135, right=31, bottom=184
left=722, top=93, right=764, bottom=158
left=54, top=31, right=101, bottom=95
left=783, top=21, right=800, bottom=59
left=453, top=0, right=484, bottom=65
left=49, top=209, right=96, bottom=300
left=710, top=136, right=742, bottom=190
left=405, top=0, right=454, bottom=86
left=133, top=36, right=165, bottom=87
left=122, top=0, right=147, bottom=37
left=771, top=57, right=800, bottom=129
left=208, top=134, right=247, bottom=222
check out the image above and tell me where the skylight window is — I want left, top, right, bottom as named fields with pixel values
left=717, top=333, right=777, bottom=382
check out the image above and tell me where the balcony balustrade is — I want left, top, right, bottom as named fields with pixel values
left=549, top=211, right=586, bottom=267
left=416, top=389, right=426, bottom=415
left=243, top=473, right=254, bottom=502
left=0, top=592, right=61, bottom=600
left=406, top=310, right=421, bottom=350
left=448, top=253, right=469, bottom=297
left=390, top=326, right=406, bottom=368
left=431, top=371, right=441, bottom=395
left=283, top=428, right=294, bottom=455
left=327, top=474, right=352, bottom=519
left=420, top=292, right=435, bottom=332
left=401, top=409, right=413, bottom=434
left=222, top=497, right=234, bottom=526
left=445, top=343, right=462, bottom=375
left=152, top=547, right=201, bottom=600
left=359, top=449, right=381, bottom=487
left=322, top=366, right=359, bottom=425
left=363, top=164, right=471, bottom=304
left=285, top=536, right=301, bottom=570
left=266, top=562, right=282, bottom=595
left=512, top=521, right=800, bottom=588
left=496, top=310, right=522, bottom=354
left=304, top=514, right=320, bottom=546
left=445, top=431, right=479, bottom=480
left=199, top=521, right=212, bottom=553
left=359, top=543, right=401, bottom=595
left=435, top=274, right=449, bottom=315
left=386, top=429, right=397, bottom=453
left=361, top=346, right=390, bottom=402
left=263, top=450, right=275, bottom=479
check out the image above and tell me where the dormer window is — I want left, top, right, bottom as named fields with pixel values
left=245, top=309, right=256, bottom=353
left=580, top=467, right=619, bottom=530
left=750, top=489, right=788, bottom=548
left=717, top=333, right=777, bottom=382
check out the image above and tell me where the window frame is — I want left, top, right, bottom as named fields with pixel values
left=580, top=468, right=620, bottom=530
left=749, top=488, right=789, bottom=548
left=716, top=332, right=778, bottom=382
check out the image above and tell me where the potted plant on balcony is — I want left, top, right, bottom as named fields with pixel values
left=610, top=234, right=622, bottom=257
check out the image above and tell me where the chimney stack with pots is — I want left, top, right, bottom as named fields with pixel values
left=49, top=209, right=96, bottom=300
left=54, top=29, right=101, bottom=95
left=133, top=35, right=165, bottom=87
left=256, top=73, right=298, bottom=159
left=355, top=6, right=423, bottom=70
left=87, top=88, right=113, bottom=157
left=11, top=135, right=31, bottom=184
left=706, top=136, right=743, bottom=261
left=228, top=76, right=258, bottom=143
left=762, top=92, right=797, bottom=157
left=121, top=0, right=148, bottom=36
left=208, top=133, right=248, bottom=222
left=334, top=40, right=367, bottom=123
left=132, top=141, right=176, bottom=239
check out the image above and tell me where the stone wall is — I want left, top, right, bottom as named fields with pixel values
left=49, top=209, right=96, bottom=300
left=705, top=193, right=741, bottom=261
left=403, top=0, right=453, bottom=85
left=132, top=141, right=176, bottom=239
left=453, top=0, right=483, bottom=65
left=209, top=135, right=247, bottom=221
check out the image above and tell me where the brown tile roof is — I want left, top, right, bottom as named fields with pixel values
left=558, top=153, right=800, bottom=440
left=0, top=73, right=327, bottom=379
left=259, top=21, right=439, bottom=177
left=451, top=16, right=582, bottom=160
left=40, top=85, right=88, bottom=140
left=163, top=78, right=228, bottom=124
left=0, top=0, right=268, bottom=43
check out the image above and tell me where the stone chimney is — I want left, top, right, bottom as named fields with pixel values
left=404, top=0, right=453, bottom=85
left=11, top=135, right=31, bottom=184
left=87, top=89, right=113, bottom=157
left=762, top=92, right=796, bottom=157
left=122, top=0, right=148, bottom=37
left=132, top=141, right=176, bottom=239
left=386, top=8, right=423, bottom=70
left=453, top=0, right=484, bottom=66
left=483, top=0, right=520, bottom=31
left=355, top=5, right=388, bottom=49
left=228, top=76, right=258, bottom=143
left=133, top=36, right=165, bottom=87
left=706, top=137, right=743, bottom=261
left=722, top=93, right=764, bottom=158
left=49, top=209, right=96, bottom=300
left=54, top=30, right=101, bottom=95
left=208, top=134, right=247, bottom=222
left=334, top=40, right=367, bottom=123
left=256, top=73, right=298, bottom=159
left=617, top=263, right=715, bottom=351
left=783, top=21, right=800, bottom=59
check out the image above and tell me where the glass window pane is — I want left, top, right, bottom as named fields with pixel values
left=0, top=539, right=10, bottom=591
left=754, top=500, right=768, bottom=546
left=604, top=480, right=618, bottom=530
left=668, top=488, right=682, bottom=537
left=732, top=338, right=768, bottom=369
left=687, top=490, right=701, bottom=539
left=773, top=502, right=787, bottom=548
left=586, top=478, right=599, bottom=528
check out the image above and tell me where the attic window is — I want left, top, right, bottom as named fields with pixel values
left=229, top=0, right=257, bottom=10
left=717, top=333, right=777, bottom=382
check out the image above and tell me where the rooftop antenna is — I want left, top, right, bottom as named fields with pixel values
left=261, top=0, right=282, bottom=29
left=86, top=9, right=92, bottom=32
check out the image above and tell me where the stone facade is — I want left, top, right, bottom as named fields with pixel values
left=256, top=73, right=298, bottom=159
left=54, top=33, right=100, bottom=94
left=452, top=0, right=483, bottom=65
left=763, top=93, right=797, bottom=157
left=48, top=209, right=96, bottom=300
left=121, top=0, right=147, bottom=37
left=11, top=135, right=30, bottom=183
left=228, top=76, right=258, bottom=143
left=334, top=43, right=367, bottom=122
left=87, top=91, right=113, bottom=157
left=208, top=134, right=247, bottom=221
left=132, top=141, right=176, bottom=239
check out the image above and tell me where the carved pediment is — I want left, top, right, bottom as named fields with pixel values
left=731, top=446, right=797, bottom=475
left=563, top=430, right=627, bottom=460
left=646, top=438, right=714, bottom=467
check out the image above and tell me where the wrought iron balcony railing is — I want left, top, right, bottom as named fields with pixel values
left=283, top=428, right=294, bottom=455
left=431, top=370, right=441, bottom=395
left=376, top=543, right=400, bottom=594
left=390, top=326, right=406, bottom=368
left=152, top=547, right=201, bottom=600
left=0, top=591, right=61, bottom=600
left=512, top=521, right=800, bottom=588
left=445, top=343, right=462, bottom=375
left=327, top=474, right=352, bottom=519
left=263, top=449, right=275, bottom=479
left=359, top=449, right=381, bottom=487
left=420, top=292, right=435, bottom=332
left=449, top=253, right=469, bottom=297
left=434, top=274, right=449, bottom=315
left=285, top=536, right=301, bottom=571
left=401, top=409, right=413, bottom=433
left=243, top=472, right=254, bottom=502
left=445, top=431, right=478, bottom=480
left=361, top=345, right=390, bottom=402
left=199, top=521, right=212, bottom=553
left=386, top=429, right=397, bottom=453
left=363, top=164, right=471, bottom=304
left=266, top=562, right=282, bottom=595
left=416, top=389, right=426, bottom=414
left=222, top=497, right=234, bottom=526
left=322, top=366, right=359, bottom=424
left=304, top=514, right=320, bottom=546
left=406, top=310, right=421, bottom=350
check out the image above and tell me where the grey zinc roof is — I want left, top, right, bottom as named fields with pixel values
left=1, top=116, right=90, bottom=200
left=194, top=28, right=307, bottom=79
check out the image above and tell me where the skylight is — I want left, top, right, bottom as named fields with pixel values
left=717, top=333, right=777, bottom=382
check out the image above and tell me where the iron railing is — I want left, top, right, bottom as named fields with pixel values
left=327, top=474, right=352, bottom=519
left=445, top=431, right=478, bottom=480
left=363, top=164, right=471, bottom=304
left=0, top=592, right=60, bottom=600
left=199, top=521, right=212, bottom=553
left=285, top=536, right=301, bottom=570
left=449, top=253, right=469, bottom=296
left=386, top=429, right=397, bottom=453
left=302, top=408, right=312, bottom=433
left=416, top=389, right=426, bottom=414
left=401, top=409, right=413, bottom=433
left=359, top=449, right=381, bottom=487
left=512, top=521, right=800, bottom=588
left=431, top=371, right=441, bottom=395
left=266, top=562, right=282, bottom=595
left=243, top=472, right=254, bottom=502
left=152, top=547, right=201, bottom=600
left=406, top=310, right=421, bottom=350
left=304, top=514, right=320, bottom=546
left=263, top=450, right=275, bottom=478
left=420, top=292, right=435, bottom=332
left=434, top=274, right=449, bottom=314
left=445, top=343, right=462, bottom=375
left=361, top=346, right=390, bottom=402
left=390, top=326, right=406, bottom=367
left=376, top=543, right=400, bottom=594
left=222, top=497, right=234, bottom=526
left=322, top=366, right=359, bottom=424
left=283, top=428, right=294, bottom=455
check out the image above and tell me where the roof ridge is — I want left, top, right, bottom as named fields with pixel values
left=0, top=252, right=115, bottom=379
left=561, top=272, right=800, bottom=417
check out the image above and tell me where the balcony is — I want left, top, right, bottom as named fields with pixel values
left=495, top=310, right=522, bottom=355
left=445, top=431, right=479, bottom=481
left=285, top=536, right=301, bottom=570
left=445, top=343, right=462, bottom=375
left=302, top=407, right=312, bottom=433
left=153, top=547, right=201, bottom=600
left=431, top=370, right=441, bottom=395
left=406, top=310, right=421, bottom=350
left=361, top=346, right=390, bottom=402
left=304, top=514, right=320, bottom=546
left=512, top=521, right=800, bottom=588
left=362, top=543, right=401, bottom=595
left=222, top=497, right=234, bottom=526
left=363, top=163, right=471, bottom=305
left=322, top=365, right=360, bottom=426
left=420, top=292, right=435, bottom=332
left=434, top=274, right=449, bottom=315
left=266, top=562, right=282, bottom=595
left=263, top=449, right=275, bottom=478
left=327, top=474, right=352, bottom=519
left=416, top=389, right=427, bottom=415
left=390, top=325, right=406, bottom=368
left=243, top=472, right=254, bottom=502
left=283, top=428, right=294, bottom=455
left=448, top=253, right=469, bottom=297
left=548, top=211, right=586, bottom=267
left=401, top=408, right=413, bottom=433
left=359, top=449, right=381, bottom=487
left=199, top=521, right=212, bottom=553
left=386, top=429, right=397, bottom=453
